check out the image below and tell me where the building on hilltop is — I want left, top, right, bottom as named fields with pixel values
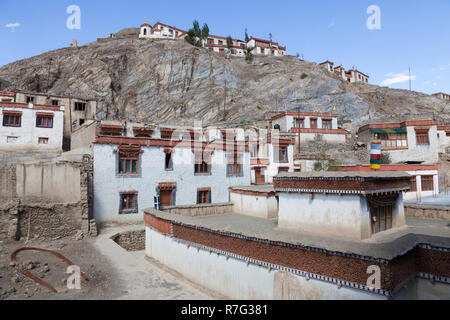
left=139, top=21, right=187, bottom=40
left=320, top=62, right=370, bottom=84
left=432, top=92, right=450, bottom=101
left=138, top=21, right=286, bottom=57
left=246, top=37, right=286, bottom=56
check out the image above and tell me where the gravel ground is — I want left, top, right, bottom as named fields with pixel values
left=0, top=225, right=213, bottom=300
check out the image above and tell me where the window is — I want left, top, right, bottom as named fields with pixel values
left=421, top=176, right=434, bottom=191
left=26, top=96, right=34, bottom=103
left=74, top=102, right=86, bottom=111
left=322, top=119, right=332, bottom=129
left=278, top=167, right=289, bottom=174
left=197, top=189, right=211, bottom=204
left=120, top=192, right=138, bottom=214
left=416, top=131, right=429, bottom=145
left=7, top=136, right=18, bottom=143
left=218, top=40, right=223, bottom=45
left=410, top=176, right=417, bottom=192
left=279, top=147, right=288, bottom=163
left=295, top=118, right=305, bottom=128
left=38, top=137, right=49, bottom=144
left=227, top=153, right=242, bottom=176
left=36, top=114, right=54, bottom=128
left=119, top=151, right=139, bottom=174
left=160, top=129, right=173, bottom=139
left=3, top=113, right=22, bottom=127
left=379, top=133, right=408, bottom=149
left=51, top=100, right=59, bottom=106
left=310, top=118, right=317, bottom=129
left=165, top=152, right=173, bottom=170
left=195, top=154, right=210, bottom=174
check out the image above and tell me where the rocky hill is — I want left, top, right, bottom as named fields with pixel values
left=0, top=32, right=448, bottom=132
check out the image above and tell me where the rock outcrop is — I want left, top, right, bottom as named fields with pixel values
left=0, top=33, right=448, bottom=131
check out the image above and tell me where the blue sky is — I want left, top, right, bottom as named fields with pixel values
left=0, top=0, right=449, bottom=95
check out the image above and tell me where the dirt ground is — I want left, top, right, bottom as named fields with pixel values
left=0, top=224, right=213, bottom=300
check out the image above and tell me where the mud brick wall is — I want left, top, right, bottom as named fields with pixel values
left=17, top=203, right=83, bottom=240
left=405, top=204, right=450, bottom=221
left=112, top=230, right=145, bottom=251
left=0, top=164, right=17, bottom=199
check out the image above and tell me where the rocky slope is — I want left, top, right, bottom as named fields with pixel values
left=0, top=31, right=448, bottom=131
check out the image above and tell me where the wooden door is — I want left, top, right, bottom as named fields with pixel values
left=255, top=168, right=264, bottom=184
left=160, top=190, right=172, bottom=207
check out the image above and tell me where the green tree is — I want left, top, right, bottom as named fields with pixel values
left=185, top=20, right=208, bottom=47
left=201, top=24, right=210, bottom=40
left=226, top=36, right=233, bottom=53
left=245, top=28, right=250, bottom=42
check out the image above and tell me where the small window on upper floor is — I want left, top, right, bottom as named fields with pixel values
left=3, top=112, right=22, bottom=127
left=26, top=96, right=35, bottom=103
left=74, top=102, right=86, bottom=111
left=36, top=114, right=54, bottom=128
left=51, top=100, right=59, bottom=106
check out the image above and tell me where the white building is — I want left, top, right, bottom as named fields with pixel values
left=358, top=120, right=440, bottom=165
left=203, top=35, right=246, bottom=56
left=437, top=125, right=450, bottom=153
left=250, top=133, right=295, bottom=184
left=341, top=164, right=440, bottom=201
left=93, top=123, right=251, bottom=223
left=432, top=92, right=450, bottom=101
left=274, top=171, right=410, bottom=240
left=330, top=65, right=369, bottom=84
left=139, top=22, right=187, bottom=40
left=271, top=112, right=346, bottom=144
left=0, top=102, right=64, bottom=151
left=246, top=37, right=286, bottom=56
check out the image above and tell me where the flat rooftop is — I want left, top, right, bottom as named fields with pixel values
left=146, top=209, right=450, bottom=261
left=275, top=171, right=411, bottom=180
left=229, top=185, right=276, bottom=194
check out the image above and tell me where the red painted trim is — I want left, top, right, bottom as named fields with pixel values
left=95, top=135, right=249, bottom=152
left=0, top=102, right=61, bottom=111
left=291, top=128, right=346, bottom=135
left=228, top=187, right=277, bottom=197
left=358, top=120, right=439, bottom=133
left=272, top=112, right=339, bottom=121
left=119, top=190, right=138, bottom=195
left=251, top=159, right=270, bottom=166
left=340, top=164, right=439, bottom=171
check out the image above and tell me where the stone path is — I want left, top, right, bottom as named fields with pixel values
left=92, top=224, right=212, bottom=300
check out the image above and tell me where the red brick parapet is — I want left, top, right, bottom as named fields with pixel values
left=144, top=211, right=450, bottom=295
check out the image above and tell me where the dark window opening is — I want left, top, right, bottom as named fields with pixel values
left=74, top=102, right=86, bottom=111
left=3, top=114, right=22, bottom=127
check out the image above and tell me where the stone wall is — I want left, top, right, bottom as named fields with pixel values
left=405, top=204, right=450, bottom=221
left=161, top=203, right=234, bottom=217
left=111, top=230, right=145, bottom=251
left=0, top=154, right=96, bottom=240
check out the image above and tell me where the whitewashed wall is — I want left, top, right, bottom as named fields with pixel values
left=0, top=106, right=64, bottom=151
left=145, top=227, right=386, bottom=300
left=278, top=192, right=405, bottom=240
left=94, top=144, right=251, bottom=222
left=230, top=192, right=278, bottom=219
